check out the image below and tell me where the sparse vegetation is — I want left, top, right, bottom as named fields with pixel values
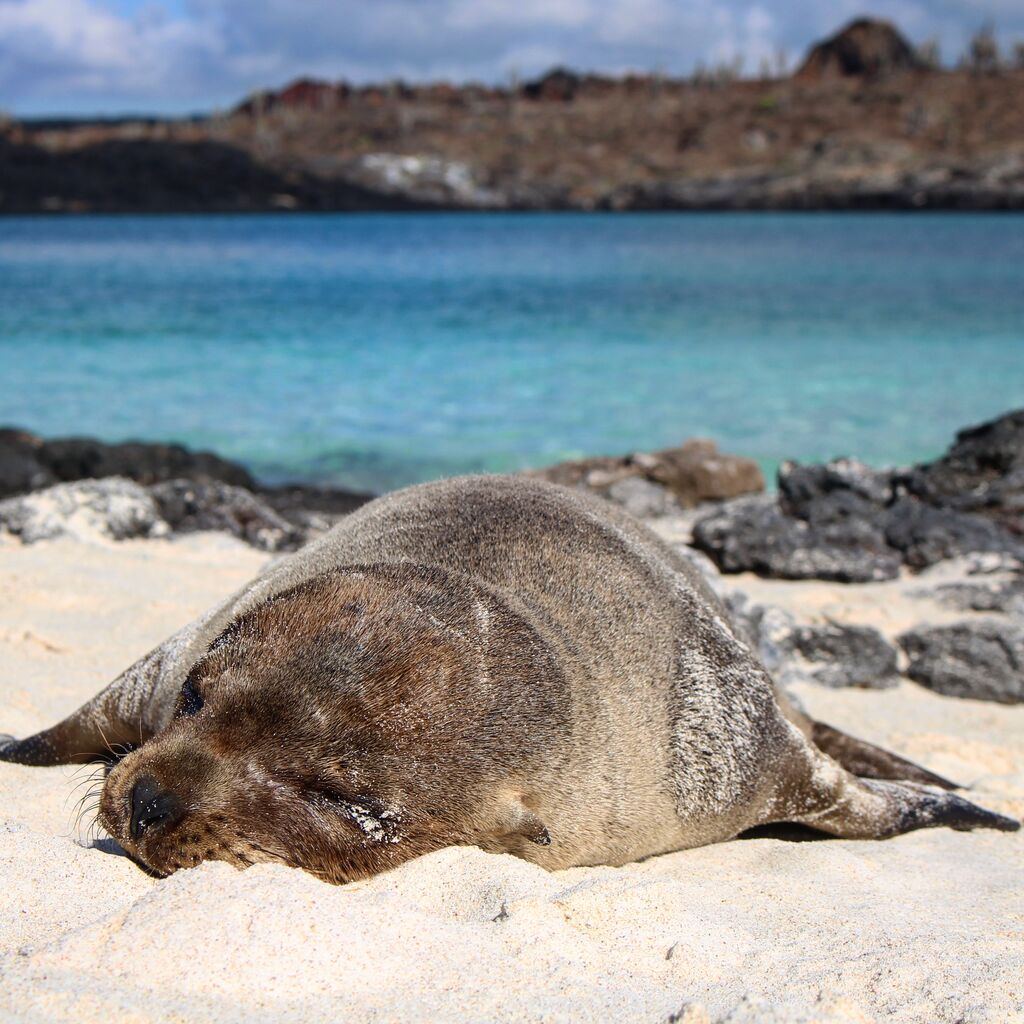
left=965, top=23, right=1000, bottom=73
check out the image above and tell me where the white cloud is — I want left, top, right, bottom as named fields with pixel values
left=447, top=0, right=592, bottom=31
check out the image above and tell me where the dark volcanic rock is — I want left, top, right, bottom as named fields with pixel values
left=692, top=495, right=901, bottom=582
left=0, top=134, right=425, bottom=215
left=791, top=623, right=900, bottom=689
left=41, top=437, right=256, bottom=490
left=0, top=426, right=374, bottom=549
left=899, top=620, right=1024, bottom=704
left=795, top=18, right=925, bottom=80
left=149, top=480, right=305, bottom=552
left=931, top=569, right=1024, bottom=616
left=884, top=497, right=1024, bottom=569
left=779, top=457, right=895, bottom=514
left=696, top=411, right=1024, bottom=581
left=535, top=439, right=764, bottom=512
left=0, top=429, right=57, bottom=495
left=0, top=427, right=256, bottom=497
left=903, top=408, right=1024, bottom=534
left=260, top=484, right=373, bottom=533
left=724, top=593, right=898, bottom=688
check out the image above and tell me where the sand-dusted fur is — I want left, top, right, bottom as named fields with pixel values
left=1, top=476, right=1017, bottom=882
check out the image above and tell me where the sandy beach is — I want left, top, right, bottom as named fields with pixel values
left=0, top=529, right=1020, bottom=1023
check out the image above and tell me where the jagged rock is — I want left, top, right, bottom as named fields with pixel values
left=795, top=18, right=925, bottom=80
left=932, top=575, right=1024, bottom=616
left=899, top=620, right=1024, bottom=704
left=645, top=440, right=765, bottom=507
left=0, top=479, right=169, bottom=544
left=903, top=408, right=1024, bottom=533
left=535, top=439, right=763, bottom=509
left=779, top=457, right=895, bottom=513
left=149, top=480, right=305, bottom=552
left=39, top=436, right=256, bottom=490
left=692, top=496, right=901, bottom=582
left=259, top=483, right=371, bottom=526
left=790, top=623, right=900, bottom=689
left=696, top=412, right=1024, bottom=581
left=726, top=593, right=898, bottom=688
left=883, top=496, right=1023, bottom=569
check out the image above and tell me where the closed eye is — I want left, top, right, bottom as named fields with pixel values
left=305, top=788, right=402, bottom=843
left=176, top=676, right=205, bottom=718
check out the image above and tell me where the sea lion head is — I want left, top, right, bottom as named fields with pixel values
left=98, top=566, right=537, bottom=883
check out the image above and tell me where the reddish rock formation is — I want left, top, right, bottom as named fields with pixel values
left=533, top=439, right=765, bottom=509
left=795, top=18, right=925, bottom=80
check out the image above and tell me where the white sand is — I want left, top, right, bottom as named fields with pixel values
left=0, top=533, right=1021, bottom=1023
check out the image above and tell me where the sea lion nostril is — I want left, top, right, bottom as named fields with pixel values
left=129, top=775, right=183, bottom=841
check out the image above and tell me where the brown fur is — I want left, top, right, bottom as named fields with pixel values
left=2, top=475, right=1018, bottom=883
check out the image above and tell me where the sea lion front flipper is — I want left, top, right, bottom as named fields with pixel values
left=0, top=623, right=200, bottom=766
left=775, top=736, right=1020, bottom=838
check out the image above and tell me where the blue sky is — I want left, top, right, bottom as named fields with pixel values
left=2, top=0, right=1022, bottom=116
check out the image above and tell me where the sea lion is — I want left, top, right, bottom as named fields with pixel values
left=0, top=475, right=1017, bottom=882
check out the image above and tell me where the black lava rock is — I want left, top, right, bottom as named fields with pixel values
left=899, top=619, right=1024, bottom=704
left=883, top=497, right=1024, bottom=570
left=692, top=495, right=901, bottom=582
left=149, top=480, right=305, bottom=552
left=903, top=408, right=1024, bottom=533
left=791, top=622, right=900, bottom=689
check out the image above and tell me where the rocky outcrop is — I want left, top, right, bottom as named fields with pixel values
left=899, top=620, right=1024, bottom=704
left=0, top=477, right=326, bottom=551
left=794, top=18, right=925, bottom=80
left=693, top=494, right=902, bottom=582
left=725, top=593, right=900, bottom=689
left=0, top=427, right=372, bottom=545
left=0, top=479, right=169, bottom=544
left=149, top=481, right=305, bottom=552
left=693, top=410, right=1024, bottom=580
left=903, top=408, right=1024, bottom=535
left=0, top=427, right=255, bottom=497
left=534, top=439, right=764, bottom=515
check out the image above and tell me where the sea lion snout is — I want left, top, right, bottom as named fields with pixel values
left=128, top=775, right=183, bottom=840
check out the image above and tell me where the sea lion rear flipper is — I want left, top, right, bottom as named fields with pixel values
left=809, top=721, right=958, bottom=790
left=774, top=688, right=958, bottom=790
left=774, top=732, right=1020, bottom=838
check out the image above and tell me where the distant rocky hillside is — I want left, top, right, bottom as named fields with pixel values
left=3, top=17, right=1024, bottom=213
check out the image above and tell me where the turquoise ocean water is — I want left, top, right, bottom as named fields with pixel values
left=1, top=213, right=1022, bottom=493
